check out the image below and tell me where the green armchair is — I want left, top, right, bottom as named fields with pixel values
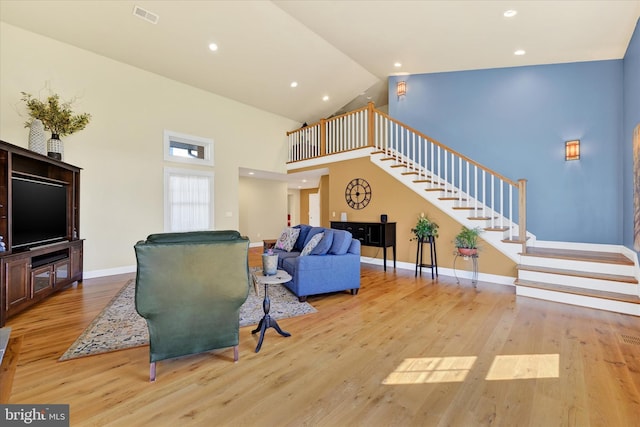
left=134, top=230, right=250, bottom=381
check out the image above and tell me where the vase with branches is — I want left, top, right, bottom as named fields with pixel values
left=21, top=91, right=91, bottom=160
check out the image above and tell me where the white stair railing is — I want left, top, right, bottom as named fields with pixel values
left=287, top=103, right=528, bottom=249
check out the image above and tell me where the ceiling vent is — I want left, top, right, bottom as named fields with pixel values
left=132, top=5, right=159, bottom=24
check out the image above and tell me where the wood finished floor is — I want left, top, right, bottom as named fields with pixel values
left=3, top=248, right=640, bottom=426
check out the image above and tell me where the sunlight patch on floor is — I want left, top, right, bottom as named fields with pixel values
left=383, top=353, right=560, bottom=385
left=485, top=354, right=559, bottom=380
left=382, top=356, right=477, bottom=384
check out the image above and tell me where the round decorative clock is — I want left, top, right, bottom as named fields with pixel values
left=345, top=178, right=372, bottom=210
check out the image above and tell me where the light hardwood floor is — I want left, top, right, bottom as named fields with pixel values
left=3, top=248, right=640, bottom=426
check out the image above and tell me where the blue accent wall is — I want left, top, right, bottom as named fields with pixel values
left=389, top=60, right=626, bottom=244
left=623, top=18, right=640, bottom=252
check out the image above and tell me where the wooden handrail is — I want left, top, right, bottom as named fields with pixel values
left=286, top=103, right=528, bottom=245
left=373, top=108, right=519, bottom=188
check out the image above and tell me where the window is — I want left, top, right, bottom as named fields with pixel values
left=164, top=130, right=214, bottom=166
left=164, top=168, right=213, bottom=232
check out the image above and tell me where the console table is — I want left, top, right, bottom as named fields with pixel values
left=331, top=221, right=396, bottom=271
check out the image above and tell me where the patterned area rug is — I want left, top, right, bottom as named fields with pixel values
left=59, top=272, right=316, bottom=361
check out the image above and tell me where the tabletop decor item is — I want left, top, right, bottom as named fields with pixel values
left=262, top=248, right=278, bottom=276
left=28, top=118, right=47, bottom=155
left=21, top=91, right=91, bottom=161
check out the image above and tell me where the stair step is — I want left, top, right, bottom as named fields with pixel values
left=452, top=206, right=476, bottom=210
left=380, top=157, right=395, bottom=162
left=517, top=264, right=638, bottom=284
left=439, top=196, right=463, bottom=201
left=468, top=216, right=497, bottom=221
left=371, top=150, right=386, bottom=155
left=402, top=171, right=419, bottom=176
left=425, top=188, right=454, bottom=193
left=486, top=226, right=510, bottom=232
left=414, top=179, right=440, bottom=184
left=515, top=279, right=640, bottom=305
left=521, top=246, right=635, bottom=265
left=502, top=237, right=528, bottom=244
left=390, top=164, right=408, bottom=168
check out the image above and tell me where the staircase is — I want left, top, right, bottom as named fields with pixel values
left=287, top=103, right=640, bottom=316
left=370, top=148, right=640, bottom=316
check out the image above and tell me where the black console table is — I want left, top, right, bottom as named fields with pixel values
left=331, top=221, right=396, bottom=271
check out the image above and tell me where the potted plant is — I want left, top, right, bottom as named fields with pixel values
left=454, top=226, right=482, bottom=256
left=411, top=213, right=439, bottom=241
left=21, top=91, right=91, bottom=160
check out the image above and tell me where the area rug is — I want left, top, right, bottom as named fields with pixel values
left=59, top=271, right=316, bottom=361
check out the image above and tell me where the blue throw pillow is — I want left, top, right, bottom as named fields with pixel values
left=293, top=224, right=312, bottom=252
left=329, top=229, right=353, bottom=255
left=310, top=229, right=334, bottom=255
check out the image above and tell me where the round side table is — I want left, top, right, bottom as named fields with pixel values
left=251, top=269, right=293, bottom=352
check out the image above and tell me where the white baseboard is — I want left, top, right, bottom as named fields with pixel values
left=83, top=265, right=136, bottom=279
left=359, top=257, right=515, bottom=286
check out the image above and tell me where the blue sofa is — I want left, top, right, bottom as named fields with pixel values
left=272, top=225, right=361, bottom=301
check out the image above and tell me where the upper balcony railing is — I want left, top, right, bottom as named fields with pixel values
left=287, top=103, right=528, bottom=249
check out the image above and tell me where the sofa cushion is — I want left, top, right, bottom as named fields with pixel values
left=329, top=229, right=353, bottom=255
left=303, top=227, right=325, bottom=247
left=293, top=224, right=312, bottom=252
left=274, top=227, right=300, bottom=252
left=310, top=229, right=334, bottom=255
left=301, top=232, right=324, bottom=256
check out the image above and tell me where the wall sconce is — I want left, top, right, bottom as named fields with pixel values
left=565, top=140, right=580, bottom=161
left=397, top=81, right=406, bottom=97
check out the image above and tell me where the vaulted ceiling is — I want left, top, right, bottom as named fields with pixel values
left=1, top=0, right=639, bottom=125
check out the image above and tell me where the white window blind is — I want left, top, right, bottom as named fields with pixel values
left=164, top=168, right=213, bottom=232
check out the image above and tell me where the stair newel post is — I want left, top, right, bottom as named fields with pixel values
left=367, top=101, right=375, bottom=148
left=518, top=178, right=528, bottom=254
left=320, top=118, right=327, bottom=156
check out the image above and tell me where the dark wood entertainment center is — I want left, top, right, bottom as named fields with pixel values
left=0, top=141, right=83, bottom=327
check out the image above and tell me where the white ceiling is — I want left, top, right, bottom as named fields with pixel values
left=1, top=0, right=638, bottom=125
left=1, top=0, right=638, bottom=188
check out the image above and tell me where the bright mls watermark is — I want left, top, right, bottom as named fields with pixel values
left=1, top=405, right=69, bottom=426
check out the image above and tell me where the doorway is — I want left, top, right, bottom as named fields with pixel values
left=308, top=193, right=320, bottom=226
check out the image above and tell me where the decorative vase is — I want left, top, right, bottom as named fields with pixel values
left=28, top=119, right=47, bottom=155
left=47, top=133, right=63, bottom=161
left=262, top=253, right=278, bottom=276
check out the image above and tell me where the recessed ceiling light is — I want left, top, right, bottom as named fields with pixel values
left=322, top=95, right=329, bottom=102
left=514, top=49, right=526, bottom=56
left=290, top=81, right=298, bottom=88
left=503, top=10, right=517, bottom=18
left=248, top=171, right=254, bottom=175
left=208, top=43, right=218, bottom=52
left=302, top=179, right=307, bottom=183
left=394, top=62, right=402, bottom=68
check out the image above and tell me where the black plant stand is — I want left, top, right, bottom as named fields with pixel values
left=415, top=236, right=438, bottom=279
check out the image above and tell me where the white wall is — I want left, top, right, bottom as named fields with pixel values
left=239, top=177, right=288, bottom=244
left=0, top=23, right=298, bottom=276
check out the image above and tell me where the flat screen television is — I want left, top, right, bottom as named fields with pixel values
left=11, top=176, right=68, bottom=250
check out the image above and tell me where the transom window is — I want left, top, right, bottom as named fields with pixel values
left=164, top=130, right=213, bottom=166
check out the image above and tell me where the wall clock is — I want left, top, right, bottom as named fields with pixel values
left=345, top=178, right=372, bottom=210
